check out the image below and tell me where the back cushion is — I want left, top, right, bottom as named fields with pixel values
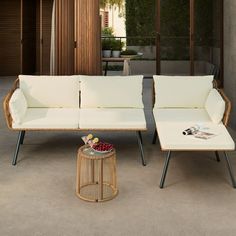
left=80, top=75, right=135, bottom=80
left=154, top=75, right=213, bottom=108
left=80, top=76, right=144, bottom=108
left=9, top=88, right=27, bottom=124
left=205, top=89, right=225, bottom=124
left=19, top=75, right=80, bottom=108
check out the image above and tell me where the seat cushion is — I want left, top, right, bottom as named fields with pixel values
left=205, top=89, right=225, bottom=124
left=80, top=76, right=144, bottom=108
left=9, top=89, right=27, bottom=124
left=155, top=122, right=235, bottom=151
left=19, top=75, right=80, bottom=108
left=79, top=108, right=146, bottom=130
left=153, top=108, right=212, bottom=123
left=12, top=108, right=79, bottom=129
left=153, top=75, right=213, bottom=108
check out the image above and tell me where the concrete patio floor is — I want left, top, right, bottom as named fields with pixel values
left=1, top=76, right=236, bottom=236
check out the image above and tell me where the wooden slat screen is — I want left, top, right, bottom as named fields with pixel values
left=0, top=0, right=21, bottom=76
left=42, top=0, right=54, bottom=74
left=54, top=0, right=74, bottom=75
left=74, top=0, right=102, bottom=75
left=22, top=0, right=36, bottom=74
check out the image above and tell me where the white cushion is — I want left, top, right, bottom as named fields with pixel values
left=12, top=108, right=79, bottom=129
left=80, top=76, right=144, bottom=108
left=79, top=108, right=146, bottom=130
left=205, top=89, right=225, bottom=124
left=79, top=75, right=140, bottom=80
left=19, top=75, right=80, bottom=81
left=153, top=108, right=211, bottom=123
left=155, top=122, right=235, bottom=151
left=153, top=75, right=213, bottom=108
left=9, top=89, right=27, bottom=124
left=19, top=75, right=80, bottom=108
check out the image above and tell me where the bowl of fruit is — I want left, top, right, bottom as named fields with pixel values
left=81, top=134, right=113, bottom=153
left=92, top=142, right=113, bottom=153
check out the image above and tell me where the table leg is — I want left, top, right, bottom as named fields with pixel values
left=99, top=159, right=104, bottom=200
left=76, top=156, right=82, bottom=194
left=104, top=61, right=108, bottom=76
left=91, top=159, right=95, bottom=183
left=223, top=152, right=236, bottom=188
left=215, top=151, right=221, bottom=162
left=160, top=151, right=172, bottom=189
left=123, top=59, right=131, bottom=76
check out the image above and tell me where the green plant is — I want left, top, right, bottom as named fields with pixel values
left=102, top=39, right=113, bottom=50
left=100, top=0, right=124, bottom=10
left=120, top=49, right=137, bottom=55
left=111, top=40, right=124, bottom=51
left=126, top=0, right=156, bottom=46
left=102, top=27, right=115, bottom=37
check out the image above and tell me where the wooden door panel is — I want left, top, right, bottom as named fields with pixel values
left=0, top=0, right=21, bottom=76
left=74, top=0, right=101, bottom=75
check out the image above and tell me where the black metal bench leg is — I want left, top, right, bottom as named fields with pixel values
left=20, top=131, right=25, bottom=144
left=12, top=131, right=25, bottom=166
left=136, top=131, right=146, bottom=166
left=152, top=129, right=157, bottom=144
left=223, top=152, right=236, bottom=188
left=160, top=151, right=172, bottom=188
left=215, top=151, right=220, bottom=162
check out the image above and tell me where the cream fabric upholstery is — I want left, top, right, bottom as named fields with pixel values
left=153, top=109, right=212, bottom=123
left=18, top=75, right=80, bottom=80
left=9, top=89, right=27, bottom=124
left=205, top=89, right=225, bottom=124
left=79, top=75, right=140, bottom=80
left=80, top=76, right=144, bottom=108
left=152, top=75, right=234, bottom=151
left=155, top=122, right=235, bottom=150
left=12, top=108, right=79, bottom=129
left=79, top=108, right=146, bottom=129
left=19, top=75, right=80, bottom=108
left=153, top=75, right=213, bottom=108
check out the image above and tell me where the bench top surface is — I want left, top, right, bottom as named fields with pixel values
left=156, top=122, right=235, bottom=151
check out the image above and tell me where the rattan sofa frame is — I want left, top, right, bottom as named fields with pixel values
left=3, top=78, right=147, bottom=166
left=151, top=80, right=236, bottom=188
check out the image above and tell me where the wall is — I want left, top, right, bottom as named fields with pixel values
left=224, top=0, right=236, bottom=129
left=108, top=6, right=126, bottom=37
left=0, top=0, right=21, bottom=76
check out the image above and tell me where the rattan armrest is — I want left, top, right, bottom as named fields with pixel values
left=3, top=78, right=19, bottom=129
left=217, top=88, right=231, bottom=126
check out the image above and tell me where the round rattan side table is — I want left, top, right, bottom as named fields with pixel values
left=76, top=145, right=118, bottom=202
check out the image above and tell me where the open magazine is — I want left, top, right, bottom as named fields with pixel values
left=183, top=125, right=217, bottom=140
left=193, top=130, right=217, bottom=140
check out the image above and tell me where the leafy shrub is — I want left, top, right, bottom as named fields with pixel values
left=120, top=49, right=137, bottom=55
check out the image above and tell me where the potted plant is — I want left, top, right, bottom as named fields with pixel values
left=102, top=39, right=112, bottom=58
left=120, top=49, right=137, bottom=58
left=111, top=40, right=124, bottom=58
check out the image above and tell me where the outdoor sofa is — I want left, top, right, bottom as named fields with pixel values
left=3, top=75, right=147, bottom=166
left=152, top=75, right=236, bottom=188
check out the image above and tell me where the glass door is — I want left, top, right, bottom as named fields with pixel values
left=194, top=0, right=223, bottom=82
left=157, top=0, right=192, bottom=75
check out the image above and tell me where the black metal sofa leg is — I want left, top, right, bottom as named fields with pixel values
left=223, top=152, right=236, bottom=188
left=12, top=131, right=25, bottom=166
left=136, top=131, right=146, bottom=166
left=20, top=131, right=25, bottom=144
left=215, top=151, right=220, bottom=162
left=152, top=129, right=157, bottom=145
left=160, top=151, right=172, bottom=189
